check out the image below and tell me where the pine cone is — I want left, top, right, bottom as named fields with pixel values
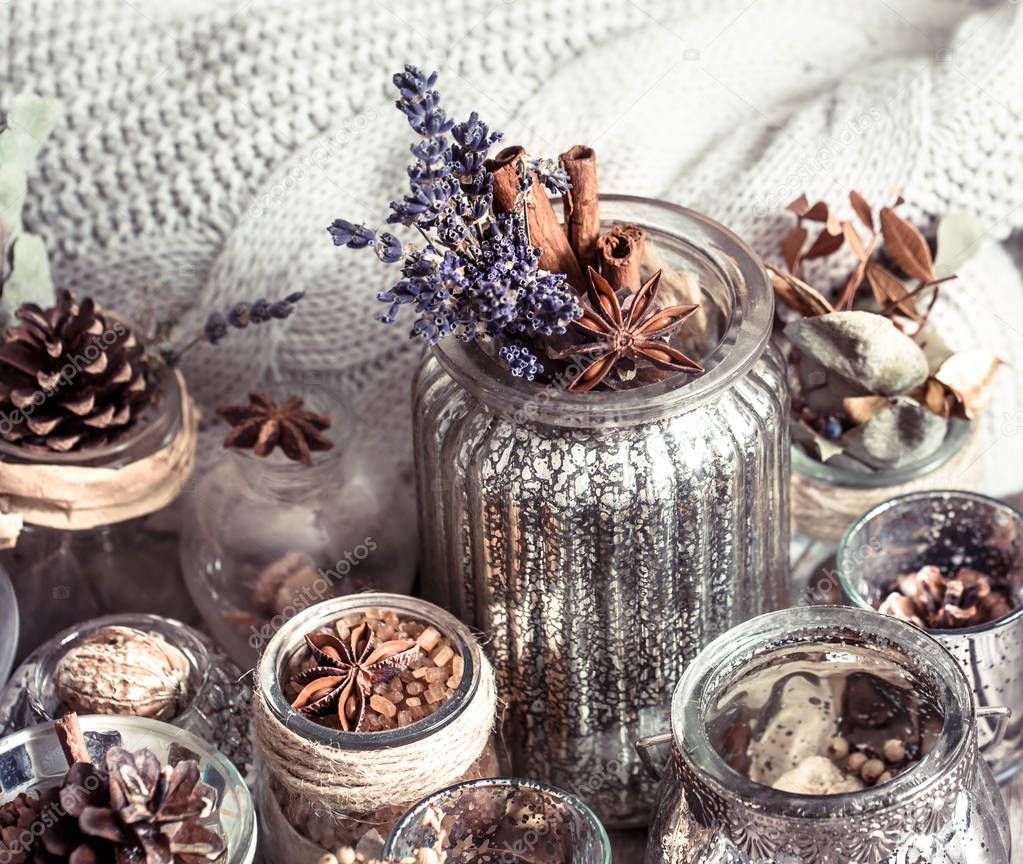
left=35, top=748, right=225, bottom=864
left=0, top=791, right=43, bottom=864
left=0, top=291, right=150, bottom=453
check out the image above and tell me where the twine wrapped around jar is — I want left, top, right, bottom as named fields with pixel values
left=791, top=423, right=986, bottom=543
left=253, top=596, right=498, bottom=819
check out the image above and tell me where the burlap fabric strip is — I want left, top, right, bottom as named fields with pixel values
left=253, top=650, right=498, bottom=818
left=0, top=371, right=198, bottom=547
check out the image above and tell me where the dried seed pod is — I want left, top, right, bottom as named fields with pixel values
left=883, top=738, right=906, bottom=764
left=826, top=736, right=850, bottom=760
left=861, top=758, right=885, bottom=784
left=846, top=752, right=868, bottom=774
left=877, top=770, right=895, bottom=785
left=54, top=626, right=189, bottom=720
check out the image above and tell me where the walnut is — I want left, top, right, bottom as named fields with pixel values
left=54, top=625, right=190, bottom=720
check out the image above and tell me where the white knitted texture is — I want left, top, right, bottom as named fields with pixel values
left=5, top=0, right=1023, bottom=501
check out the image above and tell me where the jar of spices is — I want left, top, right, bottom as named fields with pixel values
left=414, top=195, right=790, bottom=828
left=641, top=606, right=1010, bottom=864
left=180, top=380, right=418, bottom=669
left=253, top=593, right=499, bottom=864
left=0, top=714, right=256, bottom=864
left=0, top=613, right=252, bottom=774
left=838, top=490, right=1023, bottom=783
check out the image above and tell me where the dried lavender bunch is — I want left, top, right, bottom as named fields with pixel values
left=327, top=66, right=581, bottom=378
left=159, top=292, right=304, bottom=367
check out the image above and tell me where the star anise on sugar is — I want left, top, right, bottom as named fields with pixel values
left=878, top=564, right=1014, bottom=629
left=290, top=623, right=419, bottom=731
left=564, top=266, right=704, bottom=392
left=216, top=392, right=332, bottom=465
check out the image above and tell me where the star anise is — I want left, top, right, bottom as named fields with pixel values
left=216, top=392, right=332, bottom=465
left=564, top=266, right=704, bottom=392
left=290, top=623, right=419, bottom=731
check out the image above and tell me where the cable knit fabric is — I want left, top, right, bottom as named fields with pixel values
left=4, top=0, right=1023, bottom=514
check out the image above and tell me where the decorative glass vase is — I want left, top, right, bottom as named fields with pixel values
left=838, top=490, right=1023, bottom=784
left=0, top=565, right=16, bottom=687
left=414, top=195, right=790, bottom=827
left=0, top=370, right=196, bottom=660
left=0, top=714, right=256, bottom=864
left=254, top=593, right=500, bottom=864
left=0, top=613, right=253, bottom=774
left=384, top=778, right=612, bottom=864
left=180, top=381, right=417, bottom=668
left=642, top=607, right=1010, bottom=864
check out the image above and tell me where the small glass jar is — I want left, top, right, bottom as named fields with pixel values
left=0, top=613, right=252, bottom=774
left=0, top=714, right=256, bottom=864
left=0, top=370, right=197, bottom=660
left=0, top=565, right=17, bottom=687
left=415, top=195, right=790, bottom=827
left=838, top=490, right=1023, bottom=784
left=791, top=418, right=983, bottom=543
left=180, top=381, right=417, bottom=668
left=384, top=778, right=612, bottom=864
left=255, top=593, right=499, bottom=864
left=642, top=607, right=1010, bottom=864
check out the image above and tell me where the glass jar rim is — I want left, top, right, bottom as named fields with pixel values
left=0, top=564, right=17, bottom=687
left=382, top=776, right=612, bottom=863
left=430, top=195, right=774, bottom=428
left=791, top=419, right=972, bottom=489
left=258, top=592, right=482, bottom=751
left=837, top=489, right=1023, bottom=635
left=0, top=365, right=182, bottom=468
left=671, top=606, right=972, bottom=820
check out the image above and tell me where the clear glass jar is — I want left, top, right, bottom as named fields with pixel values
left=838, top=490, right=1023, bottom=784
left=0, top=613, right=252, bottom=774
left=0, top=370, right=197, bottom=660
left=414, top=195, right=790, bottom=827
left=643, top=606, right=1011, bottom=864
left=180, top=381, right=417, bottom=668
left=0, top=714, right=256, bottom=864
left=791, top=417, right=983, bottom=543
left=384, top=778, right=612, bottom=864
left=255, top=593, right=499, bottom=864
left=0, top=565, right=17, bottom=687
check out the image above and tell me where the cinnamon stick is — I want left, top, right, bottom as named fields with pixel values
left=597, top=224, right=646, bottom=291
left=486, top=145, right=585, bottom=293
left=55, top=713, right=91, bottom=765
left=558, top=145, right=600, bottom=271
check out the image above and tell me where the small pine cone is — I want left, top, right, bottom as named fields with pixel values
left=0, top=791, right=42, bottom=864
left=0, top=291, right=151, bottom=453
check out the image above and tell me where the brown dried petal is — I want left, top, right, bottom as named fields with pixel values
left=850, top=190, right=875, bottom=232
left=880, top=206, right=935, bottom=283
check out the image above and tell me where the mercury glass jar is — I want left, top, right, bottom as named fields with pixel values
left=414, top=195, right=790, bottom=827
left=642, top=607, right=1010, bottom=864
left=0, top=565, right=17, bottom=687
left=384, top=778, right=612, bottom=864
left=0, top=371, right=196, bottom=659
left=0, top=613, right=252, bottom=773
left=838, top=490, right=1023, bottom=784
left=254, top=593, right=500, bottom=864
left=180, top=381, right=417, bottom=668
left=0, top=714, right=256, bottom=864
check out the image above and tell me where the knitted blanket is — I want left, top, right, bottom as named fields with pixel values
left=6, top=0, right=1023, bottom=523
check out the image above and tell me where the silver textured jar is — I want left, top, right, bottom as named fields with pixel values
left=414, top=196, right=790, bottom=827
left=643, top=607, right=1011, bottom=864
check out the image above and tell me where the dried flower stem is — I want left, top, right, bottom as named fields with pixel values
left=597, top=224, right=646, bottom=291
left=559, top=145, right=600, bottom=271
left=487, top=146, right=585, bottom=292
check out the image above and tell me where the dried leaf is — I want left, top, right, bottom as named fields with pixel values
left=802, top=227, right=845, bottom=261
left=839, top=258, right=868, bottom=310
left=866, top=263, right=920, bottom=321
left=786, top=194, right=810, bottom=216
left=842, top=221, right=866, bottom=260
left=825, top=211, right=842, bottom=236
left=934, top=211, right=985, bottom=279
left=792, top=419, right=845, bottom=462
left=843, top=395, right=890, bottom=425
left=849, top=190, right=874, bottom=232
left=934, top=349, right=1004, bottom=419
left=880, top=206, right=935, bottom=282
left=781, top=226, right=807, bottom=272
left=767, top=265, right=834, bottom=317
left=802, top=201, right=829, bottom=223
left=909, top=377, right=965, bottom=420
